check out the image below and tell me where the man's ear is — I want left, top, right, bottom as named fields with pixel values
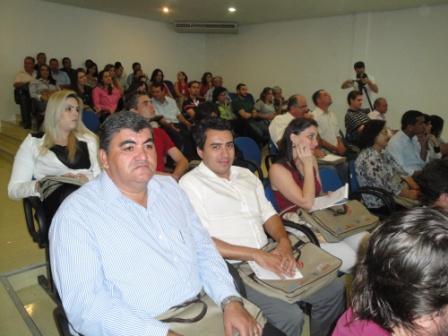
left=197, top=147, right=204, bottom=160
left=99, top=149, right=109, bottom=169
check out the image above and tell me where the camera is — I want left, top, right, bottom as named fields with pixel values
left=355, top=72, right=368, bottom=90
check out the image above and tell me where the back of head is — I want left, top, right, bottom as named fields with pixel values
left=416, top=159, right=448, bottom=208
left=354, top=61, right=365, bottom=69
left=194, top=102, right=219, bottom=122
left=277, top=118, right=318, bottom=165
left=352, top=207, right=448, bottom=333
left=193, top=117, right=232, bottom=150
left=401, top=110, right=423, bottom=130
left=357, top=119, right=386, bottom=149
left=429, top=115, right=444, bottom=138
left=99, top=111, right=150, bottom=152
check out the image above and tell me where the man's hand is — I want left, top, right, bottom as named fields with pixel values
left=223, top=301, right=262, bottom=336
left=313, top=148, right=326, bottom=159
left=167, top=330, right=183, bottom=336
left=253, top=250, right=285, bottom=277
left=271, top=239, right=295, bottom=277
left=335, top=140, right=346, bottom=156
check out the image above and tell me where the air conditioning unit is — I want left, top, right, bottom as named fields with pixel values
left=174, top=21, right=238, bottom=34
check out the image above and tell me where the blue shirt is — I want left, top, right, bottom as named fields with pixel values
left=49, top=172, right=238, bottom=336
left=51, top=70, right=71, bottom=86
left=386, top=130, right=425, bottom=175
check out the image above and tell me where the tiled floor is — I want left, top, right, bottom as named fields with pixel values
left=0, top=158, right=57, bottom=335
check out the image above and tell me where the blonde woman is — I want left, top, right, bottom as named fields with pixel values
left=8, top=90, right=100, bottom=219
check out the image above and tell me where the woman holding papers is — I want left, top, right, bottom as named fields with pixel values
left=355, top=119, right=420, bottom=212
left=269, top=118, right=367, bottom=273
left=8, top=90, right=100, bottom=220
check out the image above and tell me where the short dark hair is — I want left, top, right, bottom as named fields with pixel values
left=114, top=61, right=123, bottom=69
left=194, top=102, right=219, bottom=122
left=401, top=110, right=424, bottom=130
left=99, top=111, right=151, bottom=152
left=311, top=89, right=324, bottom=105
left=352, top=207, right=448, bottom=333
left=347, top=90, right=362, bottom=105
left=193, top=117, right=233, bottom=150
left=49, top=58, right=58, bottom=64
left=354, top=61, right=365, bottom=69
left=357, top=119, right=386, bottom=149
left=236, top=83, right=246, bottom=91
left=429, top=115, right=444, bottom=138
left=188, top=80, right=200, bottom=88
left=277, top=118, right=318, bottom=165
left=150, top=81, right=164, bottom=91
left=124, top=92, right=147, bottom=111
left=212, top=86, right=227, bottom=102
left=24, top=56, right=35, bottom=63
left=416, top=159, right=448, bottom=207
left=132, top=62, right=141, bottom=70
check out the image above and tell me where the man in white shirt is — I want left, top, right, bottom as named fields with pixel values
left=180, top=118, right=345, bottom=336
left=269, top=95, right=312, bottom=147
left=49, top=58, right=71, bottom=88
left=341, top=61, right=378, bottom=111
left=368, top=97, right=388, bottom=121
left=311, top=89, right=346, bottom=155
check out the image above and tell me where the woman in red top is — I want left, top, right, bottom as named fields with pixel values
left=269, top=118, right=367, bottom=273
left=199, top=71, right=213, bottom=98
left=175, top=71, right=189, bottom=108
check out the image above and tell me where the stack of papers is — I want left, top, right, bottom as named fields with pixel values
left=318, top=154, right=346, bottom=165
left=310, top=184, right=348, bottom=212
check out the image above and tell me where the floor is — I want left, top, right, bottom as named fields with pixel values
left=0, top=158, right=58, bottom=336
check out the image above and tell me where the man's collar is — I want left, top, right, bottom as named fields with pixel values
left=314, top=106, right=329, bottom=114
left=197, top=161, right=237, bottom=181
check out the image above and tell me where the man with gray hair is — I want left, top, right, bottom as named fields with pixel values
left=50, top=111, right=261, bottom=336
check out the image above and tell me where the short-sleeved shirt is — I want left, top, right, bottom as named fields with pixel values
left=333, top=308, right=390, bottom=336
left=152, top=96, right=181, bottom=123
left=312, top=107, right=341, bottom=147
left=386, top=130, right=426, bottom=175
left=153, top=128, right=175, bottom=172
left=254, top=100, right=276, bottom=116
left=232, top=95, right=255, bottom=118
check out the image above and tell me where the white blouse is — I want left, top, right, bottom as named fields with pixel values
left=8, top=133, right=101, bottom=199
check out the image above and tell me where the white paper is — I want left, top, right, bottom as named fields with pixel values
left=319, top=153, right=344, bottom=162
left=310, top=183, right=348, bottom=212
left=248, top=261, right=303, bottom=280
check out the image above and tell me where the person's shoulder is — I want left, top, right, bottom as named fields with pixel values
left=179, top=166, right=203, bottom=185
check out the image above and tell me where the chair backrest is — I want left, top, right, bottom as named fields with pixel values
left=234, top=137, right=261, bottom=167
left=23, top=197, right=49, bottom=248
left=347, top=160, right=360, bottom=194
left=82, top=110, right=100, bottom=133
left=263, top=181, right=280, bottom=212
left=319, top=166, right=343, bottom=193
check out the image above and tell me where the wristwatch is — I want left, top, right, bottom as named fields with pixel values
left=220, top=295, right=244, bottom=311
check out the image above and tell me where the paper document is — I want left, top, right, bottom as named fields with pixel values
left=248, top=261, right=303, bottom=280
left=318, top=154, right=346, bottom=164
left=310, top=183, right=348, bottom=212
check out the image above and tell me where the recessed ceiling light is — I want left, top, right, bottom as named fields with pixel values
left=162, top=6, right=170, bottom=14
left=228, top=7, right=236, bottom=13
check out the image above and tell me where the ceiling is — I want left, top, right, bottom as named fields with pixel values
left=44, top=0, right=448, bottom=25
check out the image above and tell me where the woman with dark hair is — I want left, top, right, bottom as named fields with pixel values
left=199, top=71, right=213, bottom=98
left=92, top=70, right=122, bottom=121
left=213, top=86, right=235, bottom=121
left=125, top=75, right=149, bottom=97
left=254, top=87, right=277, bottom=121
left=149, top=68, right=175, bottom=98
left=421, top=114, right=444, bottom=161
left=355, top=119, right=420, bottom=211
left=333, top=207, right=448, bottom=335
left=71, top=68, right=93, bottom=110
left=86, top=62, right=98, bottom=87
left=269, top=118, right=368, bottom=272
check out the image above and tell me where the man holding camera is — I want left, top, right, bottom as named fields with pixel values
left=341, top=61, right=378, bottom=111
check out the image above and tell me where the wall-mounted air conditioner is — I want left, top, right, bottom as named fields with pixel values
left=174, top=21, right=238, bottom=34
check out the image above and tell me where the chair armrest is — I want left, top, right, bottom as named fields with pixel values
left=350, top=186, right=396, bottom=214
left=23, top=196, right=49, bottom=248
left=282, top=219, right=320, bottom=247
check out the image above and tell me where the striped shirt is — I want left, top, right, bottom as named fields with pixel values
left=50, top=172, right=238, bottom=336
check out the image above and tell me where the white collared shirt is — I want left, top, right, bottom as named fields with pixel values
left=152, top=96, right=180, bottom=123
left=180, top=163, right=275, bottom=250
left=312, top=107, right=340, bottom=147
left=368, top=110, right=386, bottom=121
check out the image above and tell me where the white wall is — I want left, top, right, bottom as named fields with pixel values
left=205, top=5, right=448, bottom=139
left=0, top=0, right=206, bottom=121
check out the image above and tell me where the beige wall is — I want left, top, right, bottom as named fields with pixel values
left=0, top=0, right=206, bottom=121
left=205, top=5, right=448, bottom=139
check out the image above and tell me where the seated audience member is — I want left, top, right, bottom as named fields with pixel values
left=174, top=71, right=188, bottom=105
left=272, top=86, right=286, bottom=113
left=8, top=90, right=100, bottom=221
left=150, top=68, right=176, bottom=98
left=103, top=63, right=123, bottom=94
left=126, top=75, right=150, bottom=96
left=151, top=82, right=195, bottom=159
left=60, top=57, right=77, bottom=85
left=422, top=114, right=443, bottom=161
left=49, top=111, right=260, bottom=336
left=269, top=94, right=311, bottom=147
left=114, top=61, right=128, bottom=92
left=311, top=89, right=346, bottom=156
left=49, top=58, right=71, bottom=88
left=193, top=101, right=220, bottom=123
left=126, top=62, right=142, bottom=87
left=34, top=52, right=47, bottom=71
left=269, top=118, right=368, bottom=272
left=71, top=68, right=93, bottom=110
left=386, top=110, right=427, bottom=176
left=180, top=118, right=345, bottom=336
left=355, top=120, right=420, bottom=212
left=417, top=159, right=448, bottom=214
left=254, top=87, right=277, bottom=121
left=367, top=97, right=388, bottom=121
left=205, top=76, right=231, bottom=102
left=429, top=114, right=448, bottom=156
left=92, top=70, right=122, bottom=121
left=13, top=56, right=36, bottom=129
left=200, top=71, right=213, bottom=98
left=344, top=90, right=369, bottom=145
left=86, top=62, right=98, bottom=87
left=214, top=86, right=236, bottom=121
left=29, top=64, right=59, bottom=124
left=232, top=83, right=270, bottom=145
left=333, top=207, right=448, bottom=336
left=126, top=92, right=188, bottom=180
left=182, top=80, right=204, bottom=124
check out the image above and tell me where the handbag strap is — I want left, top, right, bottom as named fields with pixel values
left=160, top=294, right=208, bottom=324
